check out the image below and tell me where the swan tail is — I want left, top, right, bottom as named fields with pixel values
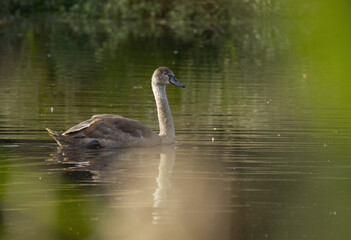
left=46, top=128, right=72, bottom=147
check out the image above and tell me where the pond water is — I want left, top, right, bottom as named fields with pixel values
left=0, top=18, right=351, bottom=239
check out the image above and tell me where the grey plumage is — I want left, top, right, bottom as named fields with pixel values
left=46, top=67, right=184, bottom=148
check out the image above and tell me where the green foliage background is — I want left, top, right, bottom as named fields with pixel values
left=0, top=0, right=285, bottom=21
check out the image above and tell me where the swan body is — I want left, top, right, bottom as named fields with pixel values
left=46, top=67, right=185, bottom=148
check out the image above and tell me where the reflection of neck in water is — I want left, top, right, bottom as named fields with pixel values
left=152, top=146, right=175, bottom=225
left=153, top=149, right=175, bottom=208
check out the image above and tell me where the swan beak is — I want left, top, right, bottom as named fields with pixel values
left=169, top=75, right=185, bottom=88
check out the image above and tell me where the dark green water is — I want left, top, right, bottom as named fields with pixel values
left=0, top=18, right=351, bottom=239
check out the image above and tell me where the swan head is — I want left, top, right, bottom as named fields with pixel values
left=152, top=67, right=185, bottom=88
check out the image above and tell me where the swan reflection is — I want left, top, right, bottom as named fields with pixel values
left=46, top=144, right=236, bottom=240
left=153, top=148, right=175, bottom=208
left=47, top=145, right=176, bottom=221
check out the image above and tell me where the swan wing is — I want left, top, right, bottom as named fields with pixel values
left=63, top=114, right=157, bottom=139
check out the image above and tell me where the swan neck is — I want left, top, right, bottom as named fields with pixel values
left=152, top=83, right=175, bottom=143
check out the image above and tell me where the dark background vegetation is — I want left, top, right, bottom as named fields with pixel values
left=1, top=0, right=291, bottom=21
left=0, top=0, right=303, bottom=50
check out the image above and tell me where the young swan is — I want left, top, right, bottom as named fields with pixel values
left=46, top=67, right=185, bottom=148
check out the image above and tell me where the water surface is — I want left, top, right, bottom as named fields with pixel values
left=0, top=18, right=350, bottom=239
